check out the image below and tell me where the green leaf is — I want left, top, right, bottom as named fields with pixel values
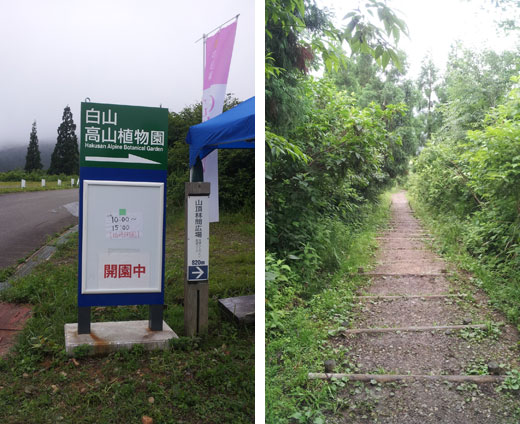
left=289, top=412, right=304, bottom=421
left=265, top=271, right=277, bottom=281
left=382, top=52, right=390, bottom=69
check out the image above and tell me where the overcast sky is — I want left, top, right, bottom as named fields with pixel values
left=318, top=0, right=519, bottom=78
left=0, top=0, right=254, bottom=148
left=393, top=0, right=519, bottom=77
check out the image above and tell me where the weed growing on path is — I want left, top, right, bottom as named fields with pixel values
left=498, top=369, right=520, bottom=392
left=458, top=322, right=502, bottom=342
left=464, top=360, right=491, bottom=375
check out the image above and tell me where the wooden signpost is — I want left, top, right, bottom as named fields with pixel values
left=184, top=182, right=210, bottom=336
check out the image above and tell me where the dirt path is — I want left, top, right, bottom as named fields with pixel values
left=326, top=191, right=520, bottom=423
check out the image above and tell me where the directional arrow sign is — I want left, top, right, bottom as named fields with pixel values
left=188, top=265, right=208, bottom=281
left=186, top=195, right=209, bottom=283
left=85, top=154, right=160, bottom=165
left=80, top=102, right=168, bottom=170
left=193, top=267, right=204, bottom=279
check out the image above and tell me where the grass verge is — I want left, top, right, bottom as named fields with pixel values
left=0, top=181, right=78, bottom=194
left=407, top=192, right=520, bottom=330
left=0, top=209, right=254, bottom=423
left=265, top=192, right=392, bottom=424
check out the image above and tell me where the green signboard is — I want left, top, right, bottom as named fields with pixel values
left=80, top=102, right=168, bottom=170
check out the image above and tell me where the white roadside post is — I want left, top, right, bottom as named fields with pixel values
left=71, top=178, right=75, bottom=186
left=58, top=179, right=62, bottom=186
left=41, top=179, right=45, bottom=187
left=21, top=179, right=26, bottom=189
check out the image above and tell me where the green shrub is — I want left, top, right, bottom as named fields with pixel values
left=409, top=81, right=520, bottom=324
left=266, top=77, right=405, bottom=274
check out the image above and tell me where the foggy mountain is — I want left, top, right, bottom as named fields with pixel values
left=0, top=141, right=54, bottom=172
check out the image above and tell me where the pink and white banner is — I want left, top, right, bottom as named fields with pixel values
left=202, top=20, right=237, bottom=222
left=203, top=20, right=237, bottom=122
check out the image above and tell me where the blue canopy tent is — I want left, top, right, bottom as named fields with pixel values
left=186, top=96, right=255, bottom=168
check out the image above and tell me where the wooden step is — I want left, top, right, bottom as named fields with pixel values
left=361, top=273, right=446, bottom=277
left=376, top=236, right=432, bottom=240
left=340, top=324, right=488, bottom=335
left=308, top=373, right=505, bottom=383
left=354, top=294, right=467, bottom=300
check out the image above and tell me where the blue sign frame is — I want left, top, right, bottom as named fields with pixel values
left=78, top=166, right=167, bottom=307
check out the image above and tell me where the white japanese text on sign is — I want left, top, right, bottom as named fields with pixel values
left=84, top=107, right=165, bottom=153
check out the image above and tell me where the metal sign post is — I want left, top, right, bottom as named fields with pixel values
left=78, top=101, right=168, bottom=334
left=184, top=182, right=210, bottom=336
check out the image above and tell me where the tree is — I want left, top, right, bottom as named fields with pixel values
left=436, top=44, right=520, bottom=142
left=331, top=52, right=423, bottom=175
left=167, top=94, right=239, bottom=148
left=24, top=121, right=42, bottom=172
left=265, top=0, right=408, bottom=135
left=166, top=96, right=250, bottom=210
left=49, top=106, right=79, bottom=175
left=417, top=54, right=441, bottom=141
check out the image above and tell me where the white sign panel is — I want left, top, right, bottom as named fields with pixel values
left=82, top=180, right=164, bottom=294
left=187, top=195, right=209, bottom=281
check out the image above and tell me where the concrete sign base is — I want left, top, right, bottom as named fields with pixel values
left=64, top=320, right=178, bottom=356
left=218, top=295, right=255, bottom=325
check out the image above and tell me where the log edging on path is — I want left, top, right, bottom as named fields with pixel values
left=308, top=373, right=506, bottom=383
left=340, top=323, right=489, bottom=334
left=354, top=294, right=467, bottom=299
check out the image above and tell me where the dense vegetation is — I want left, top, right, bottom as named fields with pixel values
left=409, top=45, right=520, bottom=324
left=265, top=0, right=418, bottom=316
left=266, top=0, right=412, bottom=269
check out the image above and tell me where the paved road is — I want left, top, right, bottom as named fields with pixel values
left=0, top=189, right=79, bottom=269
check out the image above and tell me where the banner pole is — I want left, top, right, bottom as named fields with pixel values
left=202, top=32, right=206, bottom=122
left=188, top=33, right=208, bottom=183
left=194, top=14, right=239, bottom=43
